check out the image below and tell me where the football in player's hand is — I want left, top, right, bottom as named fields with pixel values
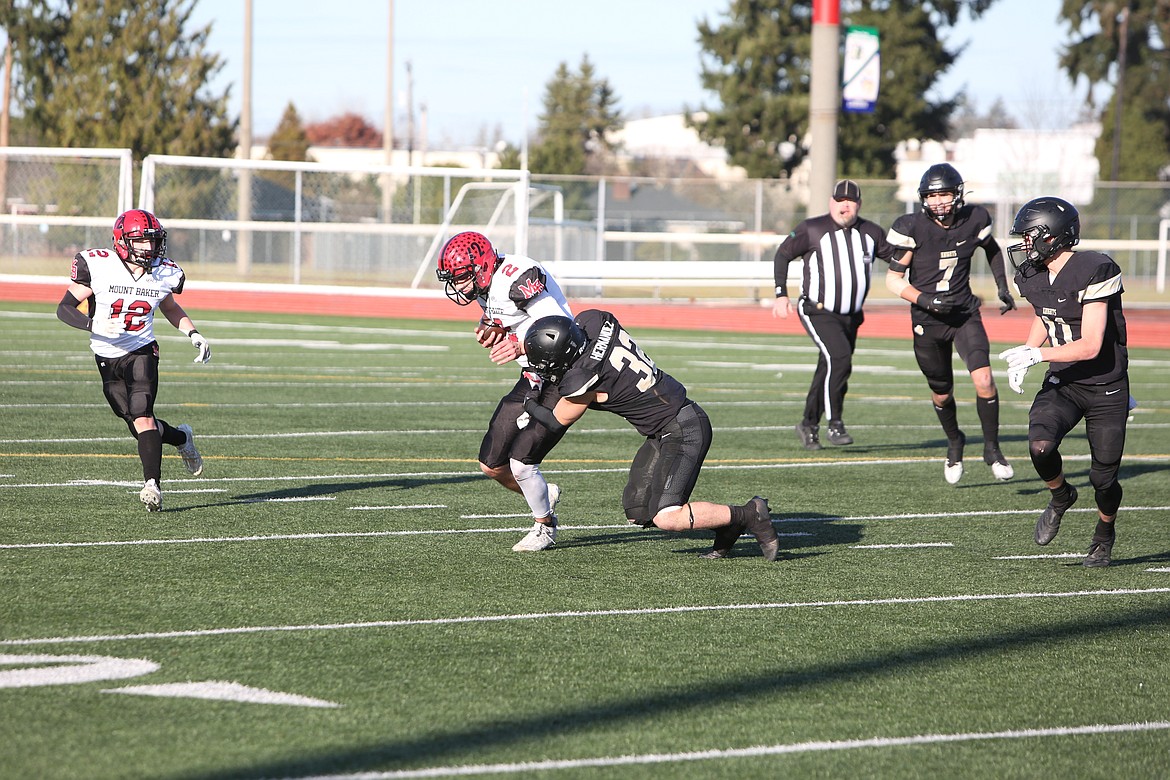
left=476, top=321, right=508, bottom=348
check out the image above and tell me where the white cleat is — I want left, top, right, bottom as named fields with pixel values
left=512, top=521, right=557, bottom=552
left=990, top=460, right=1014, bottom=481
left=176, top=423, right=203, bottom=476
left=944, top=461, right=964, bottom=485
left=140, top=479, right=162, bottom=512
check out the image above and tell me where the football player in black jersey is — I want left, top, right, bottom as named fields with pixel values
left=520, top=311, right=780, bottom=561
left=886, top=163, right=1016, bottom=485
left=998, top=197, right=1129, bottom=568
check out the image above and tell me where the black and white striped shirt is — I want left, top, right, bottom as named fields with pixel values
left=773, top=214, right=894, bottom=314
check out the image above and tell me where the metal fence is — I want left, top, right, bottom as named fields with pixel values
left=1, top=148, right=1166, bottom=299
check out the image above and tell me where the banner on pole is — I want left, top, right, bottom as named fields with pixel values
left=842, top=26, right=880, bottom=113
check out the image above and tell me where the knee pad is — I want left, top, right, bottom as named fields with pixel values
left=1029, top=440, right=1063, bottom=483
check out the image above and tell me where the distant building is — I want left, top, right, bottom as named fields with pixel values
left=895, top=124, right=1101, bottom=208
left=611, top=113, right=744, bottom=180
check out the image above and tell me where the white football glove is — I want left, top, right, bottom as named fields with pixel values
left=1007, top=368, right=1028, bottom=395
left=189, top=330, right=212, bottom=363
left=91, top=316, right=126, bottom=339
left=998, top=345, right=1042, bottom=394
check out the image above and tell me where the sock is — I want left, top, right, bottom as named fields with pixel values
left=1092, top=518, right=1116, bottom=542
left=933, top=397, right=961, bottom=441
left=138, top=428, right=163, bottom=484
left=156, top=419, right=187, bottom=447
left=1051, top=480, right=1073, bottom=505
left=729, top=504, right=750, bottom=526
left=976, top=395, right=1000, bottom=449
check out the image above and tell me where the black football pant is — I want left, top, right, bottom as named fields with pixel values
left=796, top=302, right=863, bottom=426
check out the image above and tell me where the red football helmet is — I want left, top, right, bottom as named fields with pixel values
left=112, top=209, right=167, bottom=268
left=436, top=231, right=501, bottom=305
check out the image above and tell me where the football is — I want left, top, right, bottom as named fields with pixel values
left=476, top=320, right=508, bottom=347
left=77, top=294, right=95, bottom=316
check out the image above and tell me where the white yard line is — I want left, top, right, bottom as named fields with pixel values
left=3, top=588, right=1167, bottom=647
left=295, top=720, right=1170, bottom=778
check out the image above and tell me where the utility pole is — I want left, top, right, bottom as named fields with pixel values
left=236, top=0, right=253, bottom=274
left=1107, top=3, right=1129, bottom=240
left=807, top=0, right=841, bottom=216
left=382, top=0, right=395, bottom=223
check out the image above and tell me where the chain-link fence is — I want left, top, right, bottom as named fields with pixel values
left=1, top=149, right=1166, bottom=300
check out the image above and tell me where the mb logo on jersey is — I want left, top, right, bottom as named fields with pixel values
left=517, top=278, right=545, bottom=299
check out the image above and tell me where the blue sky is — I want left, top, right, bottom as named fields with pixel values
left=189, top=0, right=1086, bottom=147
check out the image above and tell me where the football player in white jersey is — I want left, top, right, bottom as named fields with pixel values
left=436, top=231, right=573, bottom=552
left=55, top=209, right=212, bottom=512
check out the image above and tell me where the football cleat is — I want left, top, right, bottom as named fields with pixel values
left=983, top=444, right=1013, bottom=481
left=140, top=479, right=162, bottom=512
left=826, top=421, right=853, bottom=446
left=176, top=423, right=203, bottom=476
left=944, top=431, right=966, bottom=485
left=701, top=522, right=744, bottom=559
left=745, top=496, right=780, bottom=562
left=795, top=421, right=823, bottom=451
left=1035, top=484, right=1078, bottom=546
left=512, top=520, right=557, bottom=552
left=1083, top=533, right=1115, bottom=568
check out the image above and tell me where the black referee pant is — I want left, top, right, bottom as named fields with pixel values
left=795, top=299, right=864, bottom=426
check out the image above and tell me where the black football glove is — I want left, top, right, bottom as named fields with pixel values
left=997, top=287, right=1016, bottom=315
left=916, top=292, right=955, bottom=316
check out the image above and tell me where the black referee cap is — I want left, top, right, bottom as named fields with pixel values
left=833, top=179, right=861, bottom=202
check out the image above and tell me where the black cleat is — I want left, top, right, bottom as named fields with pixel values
left=826, top=420, right=853, bottom=446
left=745, top=496, right=780, bottom=562
left=701, top=523, right=744, bottom=559
left=1083, top=529, right=1115, bottom=568
left=1035, top=484, right=1078, bottom=546
left=795, top=422, right=823, bottom=451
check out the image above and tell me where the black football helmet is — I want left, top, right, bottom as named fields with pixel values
left=918, top=163, right=965, bottom=220
left=523, top=315, right=587, bottom=382
left=1007, top=197, right=1080, bottom=277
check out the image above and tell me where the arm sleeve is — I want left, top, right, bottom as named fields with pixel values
left=983, top=237, right=1009, bottom=289
left=56, top=291, right=93, bottom=332
left=522, top=398, right=568, bottom=434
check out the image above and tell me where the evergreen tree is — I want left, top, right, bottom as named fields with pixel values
left=0, top=0, right=235, bottom=161
left=266, top=103, right=313, bottom=163
left=690, top=0, right=998, bottom=178
left=1060, top=0, right=1170, bottom=182
left=528, top=56, right=622, bottom=176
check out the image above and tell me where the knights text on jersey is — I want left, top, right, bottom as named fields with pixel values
left=70, top=249, right=186, bottom=358
left=557, top=309, right=689, bottom=437
left=773, top=214, right=892, bottom=313
left=887, top=205, right=994, bottom=312
left=1014, top=251, right=1128, bottom=385
left=477, top=254, right=572, bottom=370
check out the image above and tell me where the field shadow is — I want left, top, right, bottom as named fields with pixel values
left=192, top=601, right=1170, bottom=780
left=165, top=474, right=484, bottom=512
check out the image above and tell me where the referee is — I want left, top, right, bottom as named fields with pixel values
left=772, top=179, right=894, bottom=450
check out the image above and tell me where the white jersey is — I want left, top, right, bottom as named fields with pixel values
left=70, top=248, right=187, bottom=359
left=477, top=254, right=572, bottom=369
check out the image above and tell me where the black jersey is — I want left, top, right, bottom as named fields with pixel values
left=557, top=309, right=689, bottom=437
left=1014, top=251, right=1128, bottom=385
left=773, top=214, right=893, bottom=314
left=887, top=204, right=998, bottom=318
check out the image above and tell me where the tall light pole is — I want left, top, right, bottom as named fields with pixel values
left=382, top=0, right=395, bottom=222
left=807, top=0, right=841, bottom=215
left=236, top=0, right=253, bottom=274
